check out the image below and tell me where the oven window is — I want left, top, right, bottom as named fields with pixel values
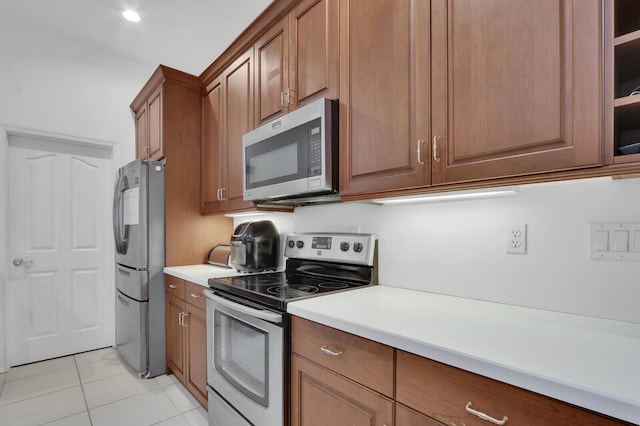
left=214, top=310, right=269, bottom=407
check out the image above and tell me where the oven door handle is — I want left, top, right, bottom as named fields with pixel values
left=205, top=291, right=283, bottom=324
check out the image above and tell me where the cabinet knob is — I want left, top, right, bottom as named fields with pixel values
left=169, top=284, right=178, bottom=289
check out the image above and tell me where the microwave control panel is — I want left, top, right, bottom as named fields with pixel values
left=284, top=233, right=376, bottom=266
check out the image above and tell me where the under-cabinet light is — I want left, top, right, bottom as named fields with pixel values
left=372, top=187, right=519, bottom=205
left=223, top=212, right=268, bottom=218
left=122, top=9, right=141, bottom=22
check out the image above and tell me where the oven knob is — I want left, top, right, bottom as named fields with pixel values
left=296, top=240, right=304, bottom=249
left=340, top=242, right=349, bottom=252
left=353, top=242, right=363, bottom=253
left=287, top=240, right=295, bottom=248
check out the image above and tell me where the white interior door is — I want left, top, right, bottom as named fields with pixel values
left=8, top=142, right=113, bottom=366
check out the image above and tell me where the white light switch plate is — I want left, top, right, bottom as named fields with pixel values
left=589, top=223, right=640, bottom=260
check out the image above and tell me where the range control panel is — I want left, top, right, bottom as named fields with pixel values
left=284, top=233, right=377, bottom=266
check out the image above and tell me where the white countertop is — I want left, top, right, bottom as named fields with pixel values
left=287, top=285, right=640, bottom=424
left=163, top=264, right=244, bottom=286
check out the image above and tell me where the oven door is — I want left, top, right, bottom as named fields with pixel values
left=205, top=290, right=284, bottom=426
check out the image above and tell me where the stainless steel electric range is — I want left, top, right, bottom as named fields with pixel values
left=204, top=232, right=377, bottom=426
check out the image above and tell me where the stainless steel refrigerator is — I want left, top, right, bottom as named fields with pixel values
left=112, top=159, right=165, bottom=378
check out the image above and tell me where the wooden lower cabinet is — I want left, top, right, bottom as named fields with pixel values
left=396, top=404, right=445, bottom=426
left=396, top=350, right=629, bottom=426
left=165, top=277, right=208, bottom=408
left=290, top=354, right=393, bottom=426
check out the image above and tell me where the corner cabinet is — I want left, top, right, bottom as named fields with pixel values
left=339, top=0, right=603, bottom=199
left=202, top=51, right=256, bottom=214
left=165, top=275, right=208, bottom=408
left=254, top=0, right=339, bottom=126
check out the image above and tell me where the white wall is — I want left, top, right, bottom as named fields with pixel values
left=284, top=177, right=640, bottom=324
left=0, top=12, right=154, bottom=162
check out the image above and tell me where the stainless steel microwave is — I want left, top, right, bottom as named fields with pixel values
left=242, top=98, right=338, bottom=204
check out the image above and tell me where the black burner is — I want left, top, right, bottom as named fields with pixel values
left=318, top=282, right=349, bottom=290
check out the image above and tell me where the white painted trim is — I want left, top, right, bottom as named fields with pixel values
left=0, top=125, right=119, bottom=370
left=0, top=126, right=9, bottom=373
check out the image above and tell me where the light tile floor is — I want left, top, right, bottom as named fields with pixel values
left=0, top=347, right=207, bottom=426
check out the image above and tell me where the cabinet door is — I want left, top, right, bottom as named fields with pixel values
left=289, top=0, right=339, bottom=107
left=147, top=86, right=164, bottom=161
left=135, top=103, right=148, bottom=159
left=339, top=0, right=430, bottom=196
left=396, top=404, right=445, bottom=426
left=223, top=51, right=256, bottom=211
left=290, top=354, right=393, bottom=426
left=431, top=0, right=602, bottom=184
left=185, top=303, right=208, bottom=408
left=202, top=79, right=224, bottom=214
left=166, top=294, right=185, bottom=383
left=255, top=18, right=289, bottom=126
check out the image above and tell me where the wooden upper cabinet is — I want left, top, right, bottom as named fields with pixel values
left=339, top=0, right=431, bottom=196
left=202, top=51, right=255, bottom=214
left=255, top=18, right=289, bottom=125
left=289, top=0, right=339, bottom=107
left=254, top=0, right=339, bottom=126
left=202, top=79, right=224, bottom=214
left=430, top=0, right=602, bottom=185
left=134, top=85, right=163, bottom=161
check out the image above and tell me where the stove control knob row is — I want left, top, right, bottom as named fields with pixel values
left=287, top=240, right=305, bottom=249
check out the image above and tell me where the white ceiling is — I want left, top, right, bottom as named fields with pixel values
left=0, top=0, right=273, bottom=76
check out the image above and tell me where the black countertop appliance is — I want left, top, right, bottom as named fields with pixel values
left=230, top=220, right=280, bottom=272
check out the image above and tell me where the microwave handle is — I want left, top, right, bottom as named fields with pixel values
left=204, top=291, right=282, bottom=324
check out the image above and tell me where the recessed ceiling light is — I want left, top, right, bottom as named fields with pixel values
left=122, top=9, right=141, bottom=23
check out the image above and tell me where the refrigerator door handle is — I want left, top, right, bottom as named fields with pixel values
left=112, top=173, right=129, bottom=254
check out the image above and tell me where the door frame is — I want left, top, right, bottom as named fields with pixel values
left=0, top=124, right=121, bottom=372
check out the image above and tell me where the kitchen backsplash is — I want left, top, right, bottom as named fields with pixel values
left=239, top=177, right=640, bottom=324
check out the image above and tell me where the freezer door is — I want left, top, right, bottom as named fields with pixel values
left=116, top=264, right=149, bottom=301
left=116, top=290, right=148, bottom=373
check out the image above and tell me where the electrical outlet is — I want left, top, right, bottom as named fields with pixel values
left=506, top=224, right=527, bottom=254
left=349, top=225, right=361, bottom=233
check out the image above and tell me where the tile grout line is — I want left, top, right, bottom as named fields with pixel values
left=74, top=355, right=94, bottom=426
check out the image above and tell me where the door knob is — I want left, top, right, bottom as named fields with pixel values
left=12, top=258, right=33, bottom=267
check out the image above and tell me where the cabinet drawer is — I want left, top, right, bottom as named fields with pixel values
left=291, top=316, right=394, bottom=397
left=184, top=281, right=206, bottom=310
left=165, top=275, right=185, bottom=300
left=396, top=350, right=627, bottom=426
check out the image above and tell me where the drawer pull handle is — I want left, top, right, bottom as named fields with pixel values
left=190, top=293, right=201, bottom=298
left=465, top=402, right=508, bottom=425
left=169, top=285, right=178, bottom=289
left=320, top=345, right=343, bottom=357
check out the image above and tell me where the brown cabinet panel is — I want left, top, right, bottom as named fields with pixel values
left=255, top=19, right=289, bottom=125
left=223, top=52, right=255, bottom=212
left=147, top=87, right=163, bottom=161
left=291, top=316, right=394, bottom=397
left=396, top=350, right=626, bottom=426
left=339, top=0, right=430, bottom=195
left=185, top=282, right=207, bottom=310
left=185, top=302, right=207, bottom=408
left=135, top=103, right=148, bottom=160
left=201, top=80, right=224, bottom=214
left=165, top=275, right=186, bottom=300
left=431, top=0, right=602, bottom=184
left=290, top=354, right=393, bottom=426
left=289, top=0, right=339, bottom=107
left=396, top=403, right=445, bottom=426
left=166, top=293, right=185, bottom=383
